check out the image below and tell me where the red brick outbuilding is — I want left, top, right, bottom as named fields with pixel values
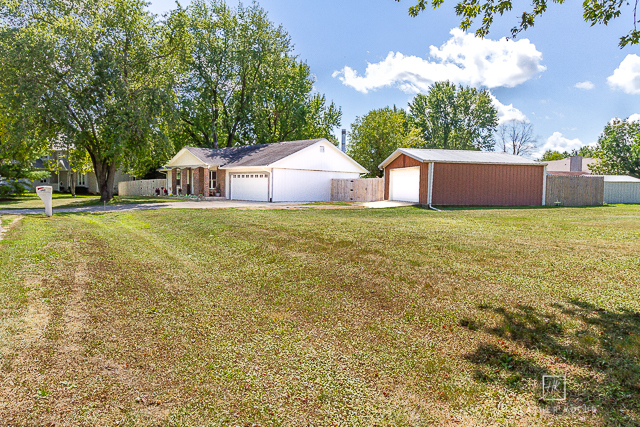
left=378, top=149, right=547, bottom=206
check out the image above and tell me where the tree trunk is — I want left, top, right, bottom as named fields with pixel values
left=70, top=171, right=76, bottom=197
left=90, top=153, right=117, bottom=203
left=212, top=104, right=219, bottom=149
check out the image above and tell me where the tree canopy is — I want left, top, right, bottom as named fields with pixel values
left=399, top=0, right=640, bottom=48
left=172, top=0, right=341, bottom=149
left=538, top=146, right=597, bottom=161
left=347, top=107, right=424, bottom=177
left=408, top=81, right=498, bottom=151
left=0, top=0, right=180, bottom=201
left=590, top=118, right=640, bottom=178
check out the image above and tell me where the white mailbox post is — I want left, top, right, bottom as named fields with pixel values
left=36, top=186, right=53, bottom=217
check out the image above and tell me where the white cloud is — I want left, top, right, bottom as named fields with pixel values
left=607, top=54, right=640, bottom=94
left=489, top=94, right=527, bottom=124
left=627, top=113, right=640, bottom=123
left=332, top=28, right=546, bottom=94
left=533, top=132, right=593, bottom=158
left=574, top=81, right=594, bottom=90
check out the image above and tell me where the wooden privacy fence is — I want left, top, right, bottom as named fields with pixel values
left=331, top=178, right=383, bottom=202
left=545, top=175, right=604, bottom=206
left=118, top=179, right=167, bottom=197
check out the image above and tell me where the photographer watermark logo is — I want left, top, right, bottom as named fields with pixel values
left=542, top=375, right=566, bottom=401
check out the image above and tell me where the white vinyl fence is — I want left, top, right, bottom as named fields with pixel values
left=604, top=182, right=640, bottom=204
left=118, top=179, right=167, bottom=197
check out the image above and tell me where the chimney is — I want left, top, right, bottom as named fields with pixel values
left=341, top=129, right=346, bottom=152
left=569, top=155, right=582, bottom=172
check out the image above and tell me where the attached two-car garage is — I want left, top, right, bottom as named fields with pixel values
left=380, top=149, right=547, bottom=206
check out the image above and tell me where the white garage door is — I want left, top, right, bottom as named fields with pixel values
left=390, top=167, right=420, bottom=203
left=230, top=173, right=269, bottom=201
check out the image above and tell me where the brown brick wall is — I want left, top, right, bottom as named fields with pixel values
left=203, top=168, right=210, bottom=196
left=217, top=169, right=226, bottom=197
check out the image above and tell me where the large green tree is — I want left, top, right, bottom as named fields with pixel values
left=400, top=0, right=640, bottom=47
left=539, top=150, right=569, bottom=161
left=0, top=0, right=180, bottom=201
left=173, top=0, right=340, bottom=149
left=408, top=81, right=497, bottom=151
left=347, top=107, right=424, bottom=177
left=591, top=118, right=640, bottom=178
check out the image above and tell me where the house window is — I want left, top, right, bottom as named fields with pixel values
left=176, top=171, right=181, bottom=187
left=319, top=146, right=325, bottom=153
left=209, top=170, right=217, bottom=189
left=77, top=173, right=86, bottom=186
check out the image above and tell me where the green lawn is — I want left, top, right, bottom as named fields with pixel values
left=1, top=206, right=639, bottom=425
left=0, top=192, right=183, bottom=209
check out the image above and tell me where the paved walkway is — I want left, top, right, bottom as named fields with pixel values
left=0, top=199, right=417, bottom=215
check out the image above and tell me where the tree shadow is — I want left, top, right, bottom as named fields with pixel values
left=462, top=301, right=640, bottom=420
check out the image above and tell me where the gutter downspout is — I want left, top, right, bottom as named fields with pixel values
left=260, top=167, right=273, bottom=202
left=542, top=165, right=547, bottom=206
left=427, top=161, right=439, bottom=211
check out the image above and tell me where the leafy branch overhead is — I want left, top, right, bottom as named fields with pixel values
left=399, top=0, right=640, bottom=47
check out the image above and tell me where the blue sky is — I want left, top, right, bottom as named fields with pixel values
left=147, top=0, right=640, bottom=158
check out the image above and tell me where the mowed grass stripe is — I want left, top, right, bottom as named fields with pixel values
left=0, top=206, right=639, bottom=426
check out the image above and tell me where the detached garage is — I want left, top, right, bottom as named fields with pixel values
left=379, top=149, right=547, bottom=206
left=164, top=139, right=367, bottom=202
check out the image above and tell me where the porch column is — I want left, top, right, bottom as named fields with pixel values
left=172, top=168, right=178, bottom=195
left=181, top=168, right=189, bottom=195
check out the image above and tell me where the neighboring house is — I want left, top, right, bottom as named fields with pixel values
left=544, top=155, right=640, bottom=203
left=33, top=150, right=133, bottom=194
left=379, top=149, right=547, bottom=206
left=545, top=155, right=597, bottom=176
left=163, top=138, right=367, bottom=202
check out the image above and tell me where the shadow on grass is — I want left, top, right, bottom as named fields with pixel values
left=463, top=301, right=640, bottom=419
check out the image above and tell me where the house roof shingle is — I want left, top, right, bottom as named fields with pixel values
left=183, top=139, right=324, bottom=168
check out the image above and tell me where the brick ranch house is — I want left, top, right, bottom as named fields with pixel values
left=163, top=138, right=366, bottom=202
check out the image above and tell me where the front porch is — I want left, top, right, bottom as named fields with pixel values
left=166, top=166, right=225, bottom=197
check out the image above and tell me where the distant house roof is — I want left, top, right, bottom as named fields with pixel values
left=546, top=171, right=591, bottom=177
left=600, top=175, right=640, bottom=183
left=33, top=157, right=69, bottom=171
left=167, top=139, right=325, bottom=168
left=379, top=148, right=543, bottom=169
left=545, top=157, right=597, bottom=173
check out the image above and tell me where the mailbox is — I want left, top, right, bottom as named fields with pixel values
left=35, top=186, right=53, bottom=217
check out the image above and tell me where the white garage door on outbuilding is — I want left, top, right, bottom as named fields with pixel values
left=229, top=173, right=269, bottom=202
left=389, top=166, right=420, bottom=203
